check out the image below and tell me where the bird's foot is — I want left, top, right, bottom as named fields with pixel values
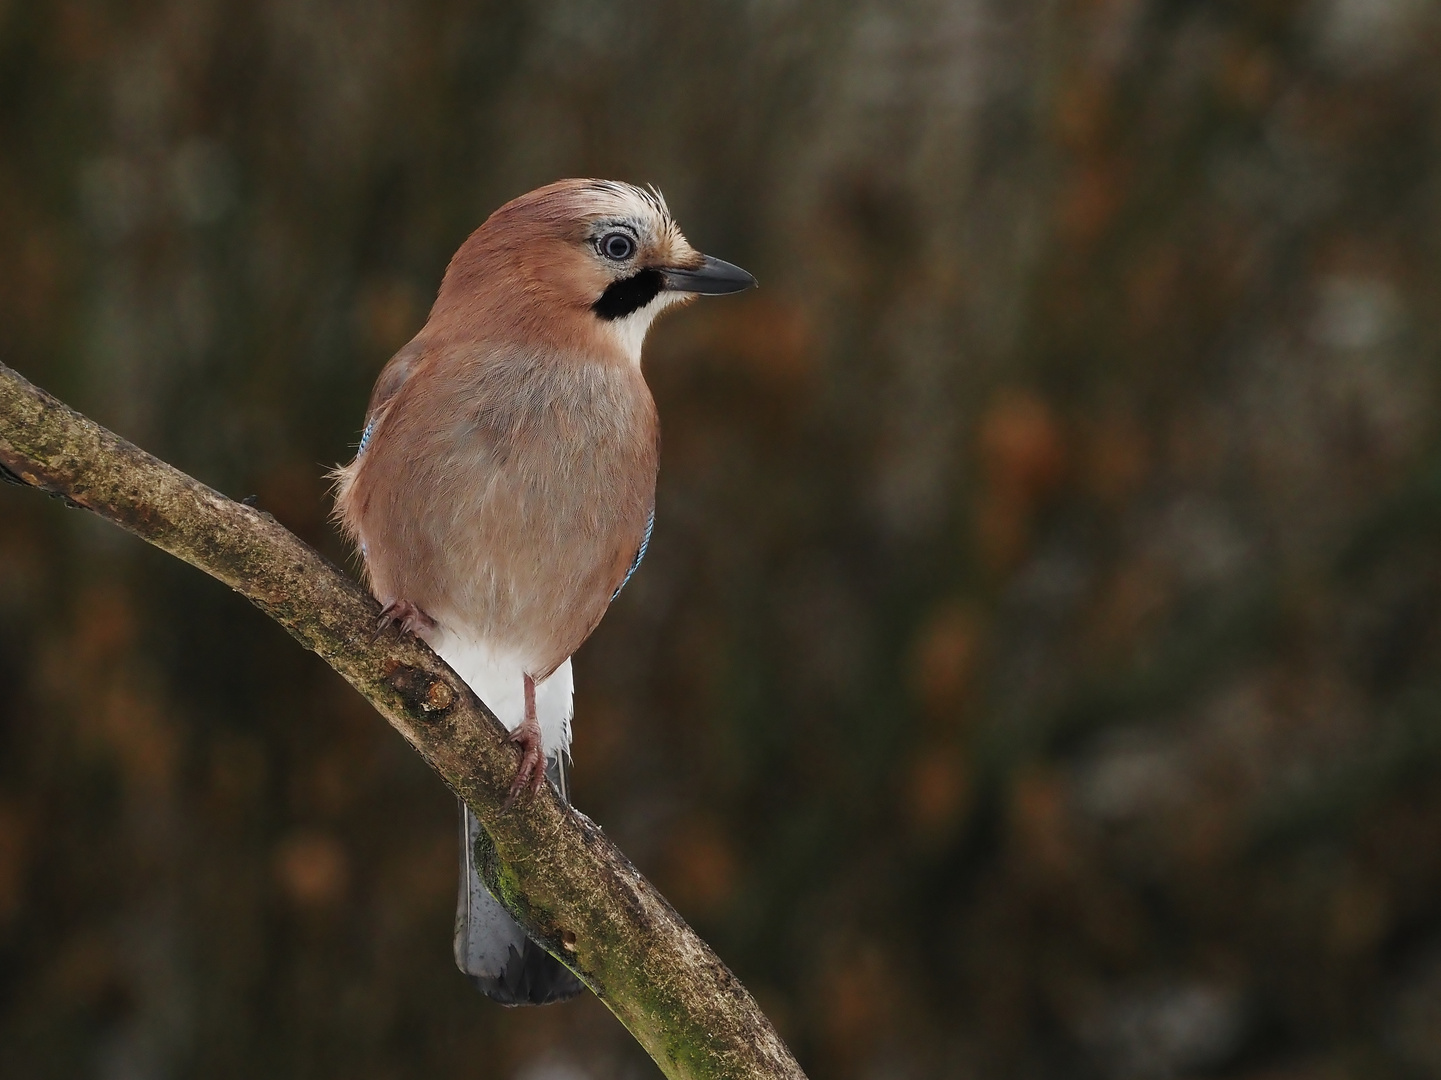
left=504, top=715, right=547, bottom=809
left=376, top=598, right=436, bottom=638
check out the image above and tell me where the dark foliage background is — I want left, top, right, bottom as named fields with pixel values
left=4, top=2, right=1441, bottom=1077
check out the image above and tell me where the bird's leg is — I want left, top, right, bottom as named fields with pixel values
left=376, top=598, right=436, bottom=638
left=504, top=673, right=546, bottom=808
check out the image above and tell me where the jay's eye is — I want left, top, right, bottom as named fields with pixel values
left=599, top=232, right=636, bottom=261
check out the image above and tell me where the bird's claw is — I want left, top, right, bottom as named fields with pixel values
left=503, top=722, right=547, bottom=809
left=376, top=599, right=436, bottom=639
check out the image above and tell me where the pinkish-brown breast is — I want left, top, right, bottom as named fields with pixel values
left=334, top=340, right=658, bottom=680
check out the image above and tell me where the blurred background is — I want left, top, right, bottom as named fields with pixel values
left=3, top=1, right=1441, bottom=1077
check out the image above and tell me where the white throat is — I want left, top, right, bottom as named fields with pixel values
left=603, top=291, right=687, bottom=366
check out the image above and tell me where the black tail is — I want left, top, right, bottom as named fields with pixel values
left=453, top=761, right=583, bottom=1006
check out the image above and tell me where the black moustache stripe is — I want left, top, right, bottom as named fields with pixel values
left=592, top=269, right=664, bottom=320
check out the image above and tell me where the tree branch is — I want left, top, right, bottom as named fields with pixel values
left=0, top=361, right=804, bottom=1080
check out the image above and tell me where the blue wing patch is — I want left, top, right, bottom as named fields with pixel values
left=613, top=508, right=654, bottom=601
left=358, top=417, right=377, bottom=457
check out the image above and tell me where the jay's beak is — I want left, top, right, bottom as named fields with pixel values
left=661, top=255, right=756, bottom=295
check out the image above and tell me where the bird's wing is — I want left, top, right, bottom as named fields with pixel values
left=611, top=506, right=654, bottom=601
left=356, top=338, right=426, bottom=457
left=368, top=337, right=425, bottom=414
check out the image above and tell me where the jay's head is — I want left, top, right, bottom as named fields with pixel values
left=429, top=179, right=755, bottom=364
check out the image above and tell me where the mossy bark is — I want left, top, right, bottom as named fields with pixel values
left=0, top=361, right=804, bottom=1080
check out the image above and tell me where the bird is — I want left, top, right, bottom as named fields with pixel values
left=332, top=179, right=754, bottom=1005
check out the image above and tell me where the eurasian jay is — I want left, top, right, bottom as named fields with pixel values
left=333, top=179, right=754, bottom=1005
